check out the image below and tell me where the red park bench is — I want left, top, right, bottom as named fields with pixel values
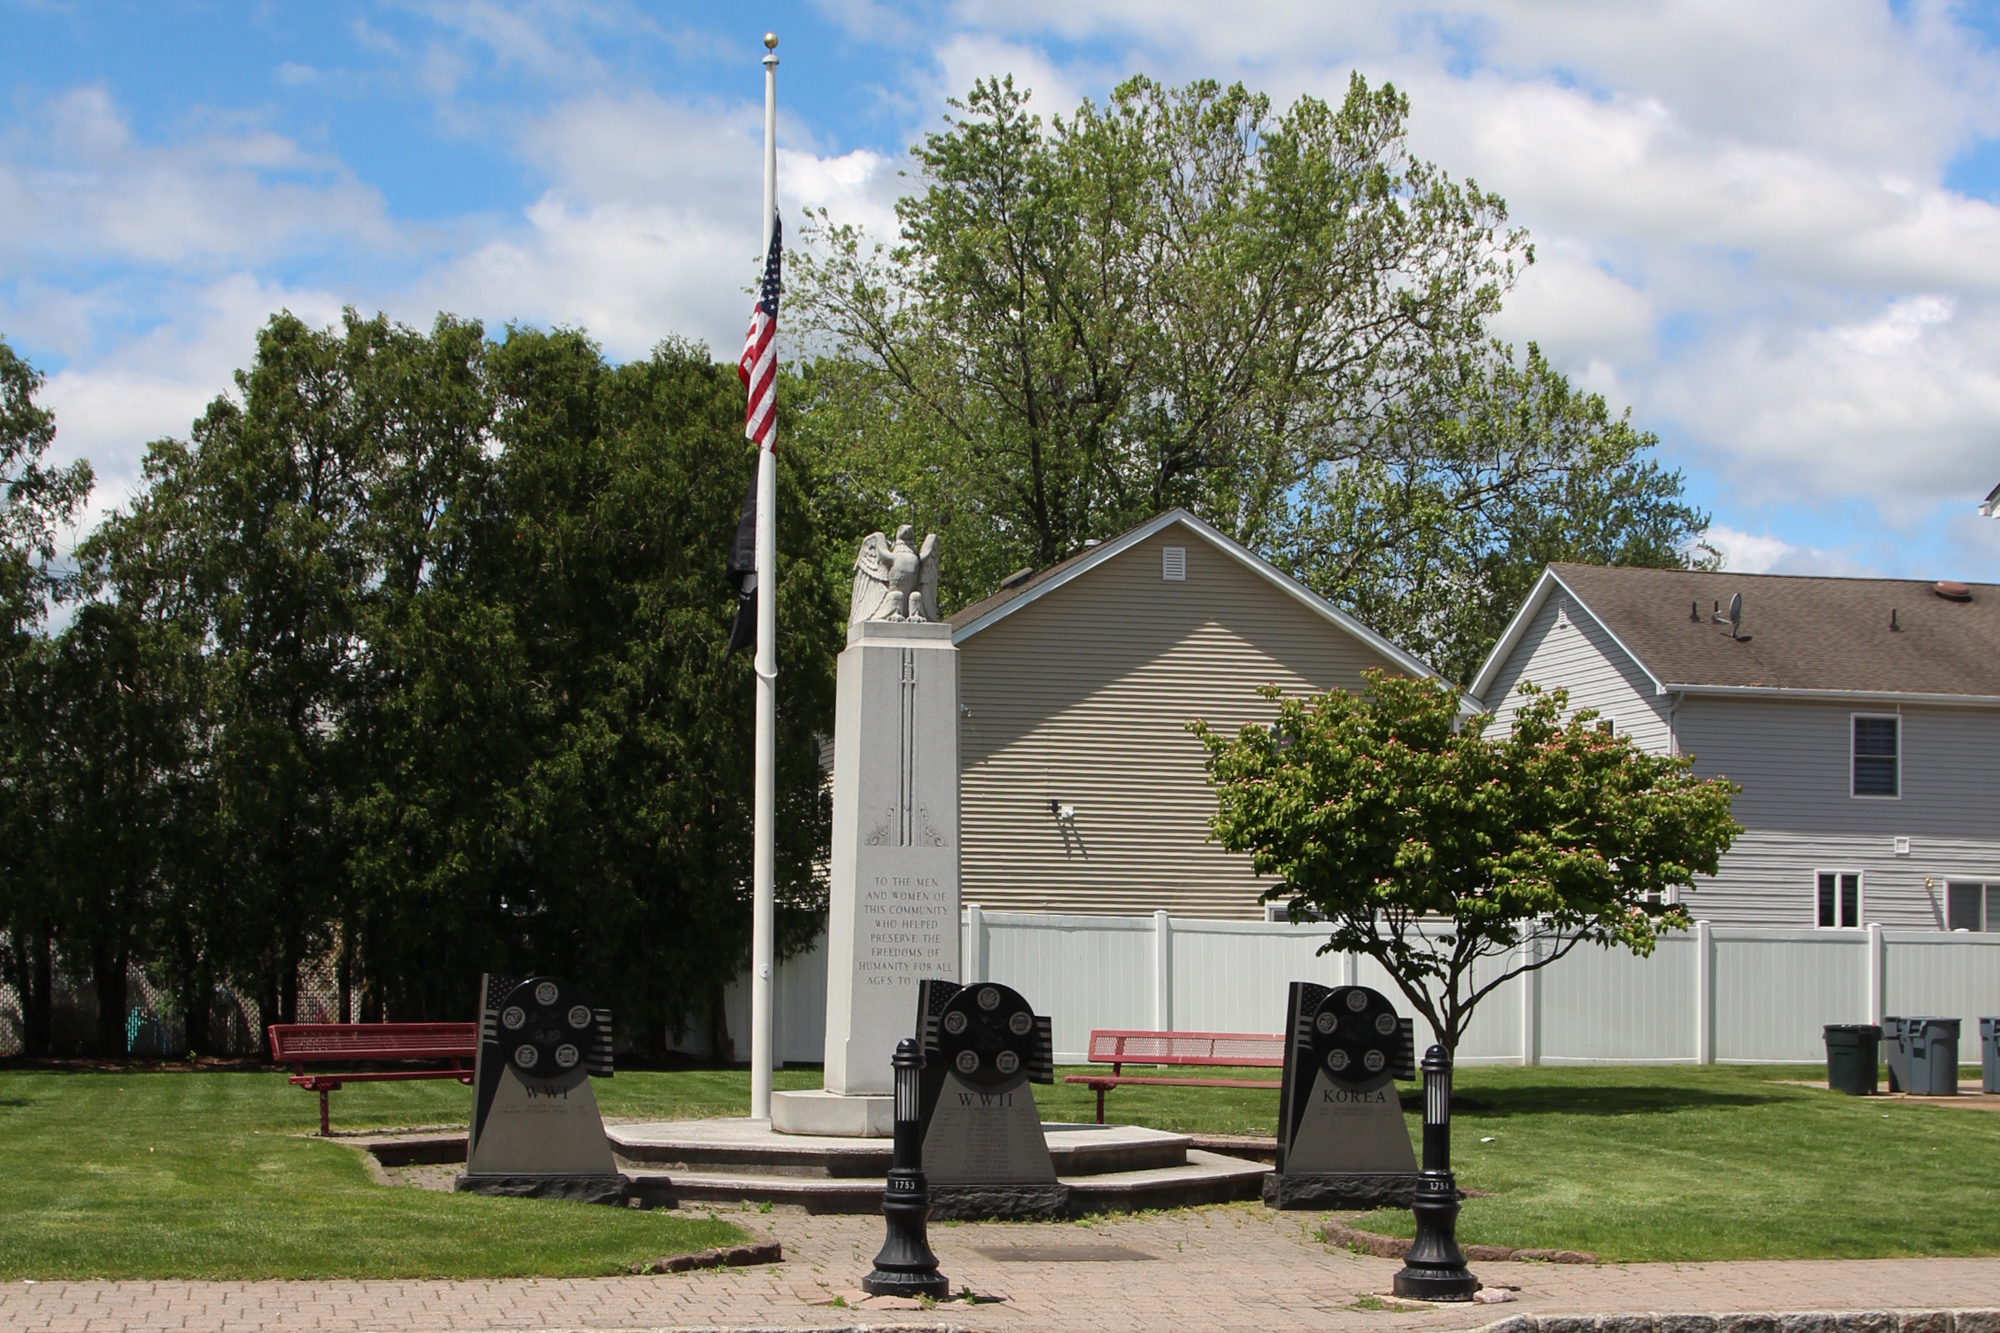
left=268, top=1022, right=479, bottom=1136
left=1062, top=1028, right=1286, bottom=1124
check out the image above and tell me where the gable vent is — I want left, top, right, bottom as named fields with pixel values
left=1162, top=546, right=1187, bottom=581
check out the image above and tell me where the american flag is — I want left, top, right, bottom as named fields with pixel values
left=738, top=216, right=782, bottom=447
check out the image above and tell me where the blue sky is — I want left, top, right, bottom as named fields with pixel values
left=5, top=1, right=2000, bottom=580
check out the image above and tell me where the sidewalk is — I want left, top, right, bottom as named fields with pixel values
left=5, top=1202, right=1997, bottom=1333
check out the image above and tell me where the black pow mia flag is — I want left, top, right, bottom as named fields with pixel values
left=724, top=478, right=757, bottom=660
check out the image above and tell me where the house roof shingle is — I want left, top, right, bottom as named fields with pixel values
left=1531, top=563, right=2000, bottom=700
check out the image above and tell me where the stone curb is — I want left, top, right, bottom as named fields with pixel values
left=626, top=1240, right=784, bottom=1274
left=519, top=1327, right=968, bottom=1333
left=1478, top=1312, right=2000, bottom=1333
left=1322, top=1219, right=1599, bottom=1265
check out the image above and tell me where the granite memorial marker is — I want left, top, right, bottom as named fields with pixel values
left=1265, top=981, right=1418, bottom=1210
left=773, top=525, right=962, bottom=1137
left=915, top=979, right=1064, bottom=1218
left=457, top=973, right=626, bottom=1204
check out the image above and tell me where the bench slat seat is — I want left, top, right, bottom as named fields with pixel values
left=1064, top=1028, right=1286, bottom=1123
left=268, top=1022, right=479, bottom=1135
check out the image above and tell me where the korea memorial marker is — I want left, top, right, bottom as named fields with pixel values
left=915, top=979, right=1065, bottom=1218
left=457, top=973, right=627, bottom=1204
left=1266, top=981, right=1419, bottom=1210
left=774, top=525, right=961, bottom=1137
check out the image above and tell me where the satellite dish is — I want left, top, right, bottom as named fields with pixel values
left=1719, top=591, right=1750, bottom=642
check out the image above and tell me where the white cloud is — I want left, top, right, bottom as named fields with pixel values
left=36, top=274, right=348, bottom=528
left=414, top=93, right=904, bottom=359
left=1655, top=295, right=2000, bottom=518
left=1489, top=242, right=1653, bottom=366
left=11, top=0, right=2000, bottom=584
left=0, top=87, right=402, bottom=271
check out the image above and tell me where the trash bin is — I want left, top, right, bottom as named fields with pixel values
left=1823, top=1024, right=1881, bottom=1095
left=1882, top=1015, right=1910, bottom=1092
left=1981, top=1017, right=1998, bottom=1095
left=1905, top=1017, right=1962, bottom=1096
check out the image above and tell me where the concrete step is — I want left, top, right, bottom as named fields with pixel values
left=607, top=1118, right=1192, bottom=1179
left=645, top=1149, right=1268, bottom=1216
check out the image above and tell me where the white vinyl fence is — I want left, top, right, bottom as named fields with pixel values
left=738, top=909, right=2000, bottom=1066
left=962, top=908, right=2000, bottom=1065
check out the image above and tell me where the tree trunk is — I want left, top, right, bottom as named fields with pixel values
left=23, top=925, right=53, bottom=1057
left=93, top=937, right=130, bottom=1057
left=709, top=981, right=735, bottom=1065
left=258, top=969, right=281, bottom=1061
left=180, top=963, right=213, bottom=1058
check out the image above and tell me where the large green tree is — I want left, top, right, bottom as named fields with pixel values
left=0, top=337, right=94, bottom=1055
left=1281, top=345, right=1714, bottom=683
left=59, top=312, right=842, bottom=1053
left=1194, top=673, right=1740, bottom=1054
left=792, top=73, right=1707, bottom=677
left=343, top=323, right=840, bottom=1040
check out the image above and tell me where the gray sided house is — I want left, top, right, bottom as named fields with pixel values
left=1472, top=563, right=2000, bottom=931
left=947, top=510, right=1438, bottom=921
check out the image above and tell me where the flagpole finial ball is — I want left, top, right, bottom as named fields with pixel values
left=764, top=32, right=778, bottom=49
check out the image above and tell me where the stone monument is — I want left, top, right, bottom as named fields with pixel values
left=457, top=973, right=626, bottom=1204
left=771, top=526, right=962, bottom=1137
left=1265, top=981, right=1418, bottom=1210
left=915, top=979, right=1064, bottom=1219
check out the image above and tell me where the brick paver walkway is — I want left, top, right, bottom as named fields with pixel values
left=5, top=1203, right=1997, bottom=1332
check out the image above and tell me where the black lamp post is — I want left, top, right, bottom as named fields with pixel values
left=1392, top=1043, right=1480, bottom=1301
left=862, top=1037, right=948, bottom=1299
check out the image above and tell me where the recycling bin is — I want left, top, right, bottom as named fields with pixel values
left=1904, top=1017, right=1961, bottom=1096
left=1981, top=1017, right=1998, bottom=1095
left=1882, top=1015, right=1910, bottom=1092
left=1822, top=1024, right=1880, bottom=1095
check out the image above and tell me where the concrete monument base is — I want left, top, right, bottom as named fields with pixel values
left=603, top=1117, right=1264, bottom=1217
left=454, top=1172, right=631, bottom=1205
left=929, top=1183, right=1071, bottom=1221
left=1262, top=1170, right=1421, bottom=1211
left=770, top=1089, right=893, bottom=1138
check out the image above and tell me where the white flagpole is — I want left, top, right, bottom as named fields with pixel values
left=749, top=30, right=779, bottom=1123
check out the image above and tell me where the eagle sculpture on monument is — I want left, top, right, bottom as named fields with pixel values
left=850, top=524, right=941, bottom=628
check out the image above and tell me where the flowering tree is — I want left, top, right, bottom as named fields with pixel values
left=1193, top=670, right=1740, bottom=1053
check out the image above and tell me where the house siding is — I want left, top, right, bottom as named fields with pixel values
left=1685, top=828, right=1998, bottom=930
left=956, top=527, right=1409, bottom=920
left=1673, top=697, right=2000, bottom=837
left=1480, top=589, right=2000, bottom=931
left=1480, top=581, right=1672, bottom=749
left=1671, top=696, right=2000, bottom=928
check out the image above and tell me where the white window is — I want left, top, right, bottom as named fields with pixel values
left=1945, top=881, right=2000, bottom=932
left=1851, top=715, right=1899, bottom=798
left=1816, top=870, right=1861, bottom=928
left=1162, top=546, right=1186, bottom=581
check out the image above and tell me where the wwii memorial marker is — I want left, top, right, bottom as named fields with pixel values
left=915, top=979, right=1062, bottom=1217
left=1268, top=981, right=1418, bottom=1210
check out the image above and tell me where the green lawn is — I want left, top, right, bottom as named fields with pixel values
left=0, top=1066, right=771, bottom=1280
left=1045, top=1060, right=1999, bottom=1263
left=2, top=1060, right=1995, bottom=1276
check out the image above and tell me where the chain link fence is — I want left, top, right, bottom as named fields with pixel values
left=0, top=952, right=346, bottom=1058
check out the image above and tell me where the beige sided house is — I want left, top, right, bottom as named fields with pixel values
left=946, top=509, right=1438, bottom=921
